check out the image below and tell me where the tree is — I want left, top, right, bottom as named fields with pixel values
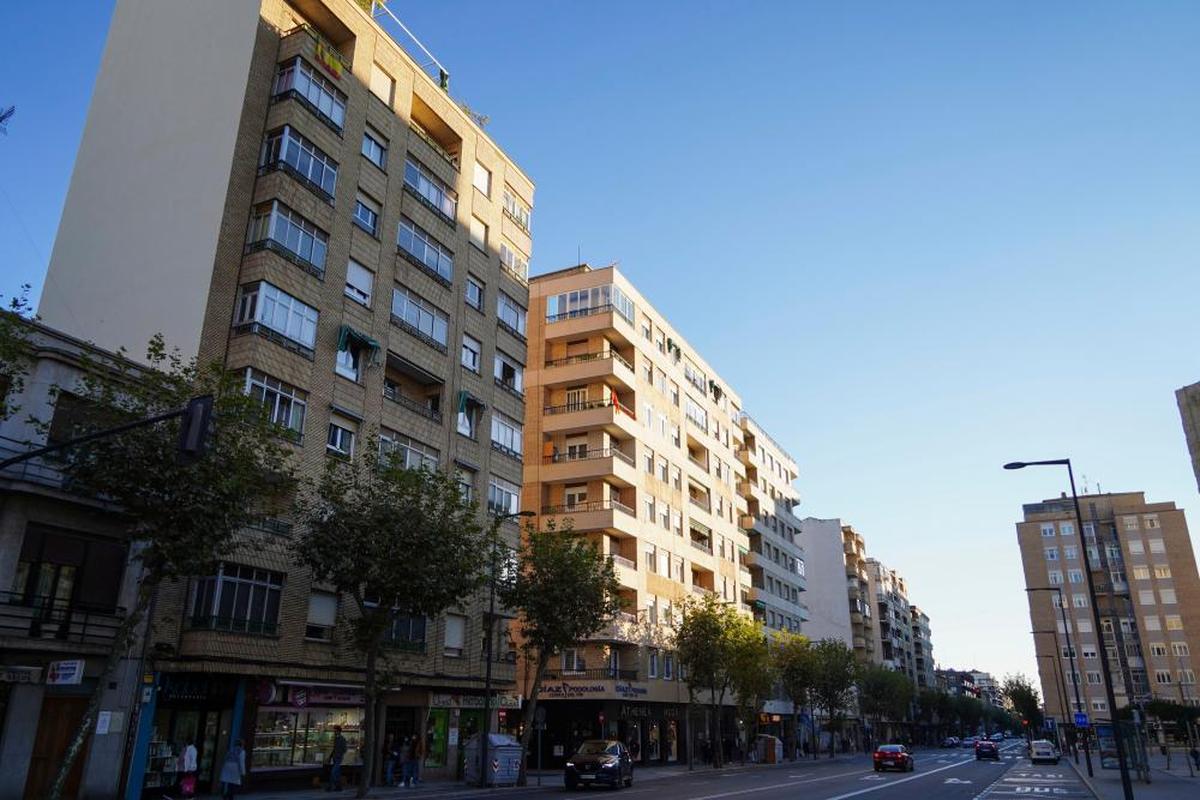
left=809, top=639, right=858, bottom=757
left=0, top=285, right=34, bottom=421
left=773, top=632, right=815, bottom=759
left=1001, top=674, right=1043, bottom=734
left=728, top=618, right=774, bottom=762
left=858, top=666, right=914, bottom=743
left=918, top=688, right=952, bottom=740
left=294, top=444, right=485, bottom=797
left=49, top=337, right=293, bottom=800
left=675, top=595, right=745, bottom=768
left=500, top=523, right=622, bottom=785
left=952, top=694, right=986, bottom=736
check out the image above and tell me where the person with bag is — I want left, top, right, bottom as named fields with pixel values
left=219, top=739, right=246, bottom=799
left=178, top=739, right=198, bottom=797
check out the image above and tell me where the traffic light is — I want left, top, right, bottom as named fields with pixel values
left=177, top=395, right=214, bottom=462
left=1022, top=719, right=1029, bottom=728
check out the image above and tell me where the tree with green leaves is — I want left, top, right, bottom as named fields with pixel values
left=0, top=285, right=34, bottom=421
left=773, top=632, right=816, bottom=759
left=728, top=618, right=774, bottom=762
left=857, top=666, right=914, bottom=743
left=294, top=444, right=485, bottom=797
left=917, top=688, right=951, bottom=741
left=952, top=694, right=986, bottom=736
left=500, top=522, right=622, bottom=785
left=1001, top=673, right=1043, bottom=735
left=809, top=639, right=859, bottom=757
left=675, top=595, right=748, bottom=768
left=49, top=337, right=293, bottom=800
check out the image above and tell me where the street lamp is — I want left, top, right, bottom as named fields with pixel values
left=479, top=509, right=535, bottom=788
left=1033, top=630, right=1072, bottom=757
left=1027, top=587, right=1089, bottom=772
left=1005, top=459, right=1134, bottom=800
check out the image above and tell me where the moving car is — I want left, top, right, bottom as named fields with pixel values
left=873, top=744, right=915, bottom=772
left=975, top=740, right=1001, bottom=760
left=564, top=740, right=634, bottom=790
left=941, top=736, right=960, bottom=748
left=989, top=732, right=1004, bottom=742
left=1030, top=739, right=1060, bottom=765
left=960, top=736, right=978, bottom=748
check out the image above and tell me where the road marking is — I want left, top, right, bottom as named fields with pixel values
left=817, top=758, right=977, bottom=800
left=860, top=775, right=885, bottom=781
left=686, top=769, right=871, bottom=800
left=946, top=778, right=973, bottom=784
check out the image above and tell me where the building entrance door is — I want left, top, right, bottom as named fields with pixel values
left=25, top=695, right=90, bottom=799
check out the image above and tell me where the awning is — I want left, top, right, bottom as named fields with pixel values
left=337, top=324, right=381, bottom=365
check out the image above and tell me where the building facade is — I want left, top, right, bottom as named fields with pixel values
left=1175, top=381, right=1200, bottom=493
left=797, top=517, right=853, bottom=646
left=39, top=0, right=535, bottom=794
left=866, top=559, right=917, bottom=680
left=842, top=526, right=876, bottom=664
left=1017, top=491, right=1200, bottom=731
left=521, top=264, right=755, bottom=767
left=910, top=607, right=935, bottom=690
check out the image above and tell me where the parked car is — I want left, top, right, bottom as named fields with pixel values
left=941, top=736, right=960, bottom=748
left=975, top=740, right=1001, bottom=760
left=1030, top=739, right=1060, bottom=765
left=873, top=744, right=915, bottom=772
left=565, top=740, right=634, bottom=790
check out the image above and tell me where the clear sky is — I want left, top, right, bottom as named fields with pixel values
left=3, top=1, right=1199, bottom=688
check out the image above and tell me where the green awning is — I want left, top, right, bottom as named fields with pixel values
left=338, top=324, right=381, bottom=365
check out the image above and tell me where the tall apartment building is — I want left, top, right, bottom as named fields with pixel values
left=1175, top=381, right=1200, bottom=492
left=1017, top=492, right=1200, bottom=728
left=842, top=525, right=876, bottom=663
left=521, top=264, right=753, bottom=767
left=37, top=0, right=535, bottom=794
left=798, top=517, right=853, bottom=646
left=910, top=606, right=935, bottom=690
left=866, top=559, right=918, bottom=681
left=736, top=415, right=808, bottom=635
left=971, top=671, right=1001, bottom=707
left=935, top=669, right=980, bottom=698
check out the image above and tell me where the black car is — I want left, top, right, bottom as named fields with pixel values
left=565, top=740, right=634, bottom=790
left=975, top=740, right=1001, bottom=760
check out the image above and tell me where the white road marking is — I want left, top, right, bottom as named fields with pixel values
left=686, top=768, right=870, bottom=800
left=816, top=758, right=978, bottom=800
left=860, top=775, right=885, bottom=781
left=946, top=778, right=973, bottom=784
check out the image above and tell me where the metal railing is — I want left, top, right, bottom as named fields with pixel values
left=186, top=615, right=278, bottom=637
left=0, top=437, right=69, bottom=490
left=544, top=350, right=633, bottom=372
left=542, top=399, right=634, bottom=419
left=543, top=668, right=639, bottom=681
left=0, top=592, right=125, bottom=647
left=688, top=496, right=711, bottom=513
left=408, top=122, right=460, bottom=170
left=608, top=553, right=635, bottom=570
left=690, top=585, right=714, bottom=597
left=547, top=448, right=634, bottom=467
left=690, top=538, right=713, bottom=554
left=383, top=385, right=443, bottom=423
left=546, top=304, right=623, bottom=324
left=541, top=499, right=635, bottom=516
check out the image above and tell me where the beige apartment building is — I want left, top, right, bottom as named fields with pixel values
left=36, top=0, right=534, bottom=794
left=866, top=559, right=919, bottom=682
left=521, top=264, right=756, bottom=767
left=1017, top=492, right=1200, bottom=730
left=1176, top=381, right=1200, bottom=492
left=843, top=526, right=876, bottom=663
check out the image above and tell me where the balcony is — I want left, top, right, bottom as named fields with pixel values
left=0, top=437, right=70, bottom=492
left=544, top=304, right=636, bottom=345
left=690, top=585, right=715, bottom=598
left=541, top=398, right=638, bottom=438
left=738, top=514, right=755, bottom=531
left=543, top=447, right=637, bottom=488
left=687, top=494, right=711, bottom=514
left=542, top=350, right=635, bottom=392
left=608, top=553, right=638, bottom=588
left=1, top=592, right=126, bottom=653
left=383, top=353, right=443, bottom=424
left=544, top=668, right=639, bottom=682
left=541, top=499, right=638, bottom=538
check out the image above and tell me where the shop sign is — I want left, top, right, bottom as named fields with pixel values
left=0, top=666, right=41, bottom=684
left=614, top=682, right=647, bottom=698
left=539, top=682, right=608, bottom=698
left=289, top=685, right=364, bottom=708
left=431, top=693, right=522, bottom=709
left=47, top=660, right=84, bottom=685
left=315, top=40, right=344, bottom=80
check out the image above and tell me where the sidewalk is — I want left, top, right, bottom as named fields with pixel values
left=1067, top=748, right=1197, bottom=800
left=178, top=753, right=870, bottom=800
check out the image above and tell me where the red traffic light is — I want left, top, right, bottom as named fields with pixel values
left=1022, top=719, right=1029, bottom=727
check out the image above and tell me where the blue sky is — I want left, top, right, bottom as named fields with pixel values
left=3, top=1, right=1199, bottom=686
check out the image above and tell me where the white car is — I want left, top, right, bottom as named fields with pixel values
left=1030, top=739, right=1060, bottom=765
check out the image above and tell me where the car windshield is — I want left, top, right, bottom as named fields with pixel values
left=576, top=741, right=617, bottom=756
left=878, top=745, right=902, bottom=753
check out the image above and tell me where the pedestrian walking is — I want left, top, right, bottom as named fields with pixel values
left=382, top=734, right=397, bottom=787
left=398, top=735, right=413, bottom=787
left=328, top=725, right=348, bottom=791
left=219, top=739, right=246, bottom=799
left=179, top=739, right=198, bottom=797
left=410, top=732, right=425, bottom=785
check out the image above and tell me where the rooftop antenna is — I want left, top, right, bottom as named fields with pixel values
left=1081, top=474, right=1090, bottom=494
left=364, top=1, right=451, bottom=91
left=0, top=106, right=14, bottom=135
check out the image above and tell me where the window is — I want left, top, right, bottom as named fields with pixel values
left=497, top=292, right=526, bottom=336
left=1180, top=670, right=1197, bottom=685
left=261, top=126, right=337, bottom=197
left=1172, top=643, right=1191, bottom=656
left=1132, top=566, right=1150, bottom=580
left=1060, top=522, right=1074, bottom=536
left=235, top=281, right=318, bottom=350
left=1067, top=569, right=1083, bottom=584
left=248, top=200, right=328, bottom=271
left=685, top=396, right=708, bottom=430
left=189, top=563, right=284, bottom=635
left=1041, top=523, right=1056, bottom=538
left=1165, top=614, right=1183, bottom=630
left=1086, top=671, right=1101, bottom=685
left=494, top=351, right=524, bottom=395
left=502, top=186, right=531, bottom=231
left=1072, top=593, right=1087, bottom=608
left=470, top=216, right=488, bottom=252
left=468, top=277, right=487, bottom=311
left=499, top=241, right=529, bottom=282
left=1153, top=565, right=1172, bottom=579
left=344, top=259, right=373, bottom=306
left=244, top=368, right=307, bottom=439
left=488, top=476, right=519, bottom=516
left=1138, top=589, right=1156, bottom=606
left=648, top=649, right=659, bottom=678
left=1144, top=615, right=1161, bottom=631
left=545, top=284, right=635, bottom=323
left=456, top=467, right=476, bottom=502
left=1044, top=547, right=1059, bottom=561
left=1048, top=570, right=1064, bottom=585
left=369, top=62, right=395, bottom=105
left=380, top=430, right=439, bottom=470
left=664, top=652, right=674, bottom=680
left=461, top=334, right=481, bottom=372
left=1155, top=670, right=1173, bottom=685
left=1150, top=643, right=1168, bottom=657
left=644, top=447, right=655, bottom=474
left=1081, top=646, right=1097, bottom=659
left=1091, top=700, right=1108, bottom=713
left=457, top=393, right=483, bottom=439
left=1064, top=545, right=1078, bottom=560
left=1128, top=539, right=1144, bottom=554
left=1051, top=593, right=1063, bottom=608
left=1148, top=538, right=1165, bottom=554
left=273, top=57, right=346, bottom=130
left=1123, top=516, right=1139, bottom=531
left=404, top=156, right=457, bottom=221
left=398, top=216, right=454, bottom=283
left=326, top=417, right=356, bottom=458
left=353, top=193, right=380, bottom=236
left=335, top=340, right=362, bottom=382
left=562, top=648, right=585, bottom=673
left=491, top=412, right=523, bottom=459
left=563, top=484, right=588, bottom=508
left=386, top=615, right=426, bottom=650
left=306, top=592, right=337, bottom=640
left=392, top=286, right=449, bottom=347
left=444, top=614, right=466, bottom=657
left=362, top=127, right=387, bottom=170
left=473, top=161, right=491, bottom=196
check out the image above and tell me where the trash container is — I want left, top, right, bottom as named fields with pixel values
left=755, top=734, right=783, bottom=764
left=463, top=732, right=523, bottom=786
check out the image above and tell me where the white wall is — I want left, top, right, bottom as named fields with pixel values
left=39, top=0, right=262, bottom=360
left=798, top=517, right=854, bottom=645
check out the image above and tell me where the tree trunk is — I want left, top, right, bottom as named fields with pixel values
left=712, top=688, right=723, bottom=769
left=809, top=703, right=818, bottom=760
left=358, top=641, right=379, bottom=798
left=515, top=651, right=551, bottom=786
left=49, top=577, right=155, bottom=800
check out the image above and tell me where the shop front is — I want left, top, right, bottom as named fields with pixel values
left=248, top=679, right=365, bottom=789
left=426, top=691, right=522, bottom=780
left=138, top=673, right=240, bottom=797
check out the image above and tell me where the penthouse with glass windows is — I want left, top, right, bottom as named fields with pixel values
left=38, top=0, right=534, bottom=793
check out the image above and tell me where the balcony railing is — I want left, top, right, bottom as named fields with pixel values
left=383, top=384, right=443, bottom=423
left=542, top=499, right=635, bottom=516
left=0, top=592, right=125, bottom=647
left=608, top=553, right=636, bottom=570
left=544, top=350, right=633, bottom=372
left=543, top=398, right=635, bottom=419
left=546, top=303, right=622, bottom=324
left=690, top=585, right=714, bottom=597
left=690, top=538, right=713, bottom=554
left=543, top=668, right=639, bottom=681
left=187, top=614, right=278, bottom=637
left=547, top=448, right=634, bottom=467
left=383, top=637, right=427, bottom=654
left=0, top=437, right=69, bottom=490
left=688, top=454, right=708, bottom=471
left=688, top=496, right=711, bottom=513
left=408, top=122, right=459, bottom=170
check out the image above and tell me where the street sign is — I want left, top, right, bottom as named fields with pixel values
left=1044, top=717, right=1056, bottom=730
left=491, top=759, right=499, bottom=773
left=1074, top=712, right=1089, bottom=728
